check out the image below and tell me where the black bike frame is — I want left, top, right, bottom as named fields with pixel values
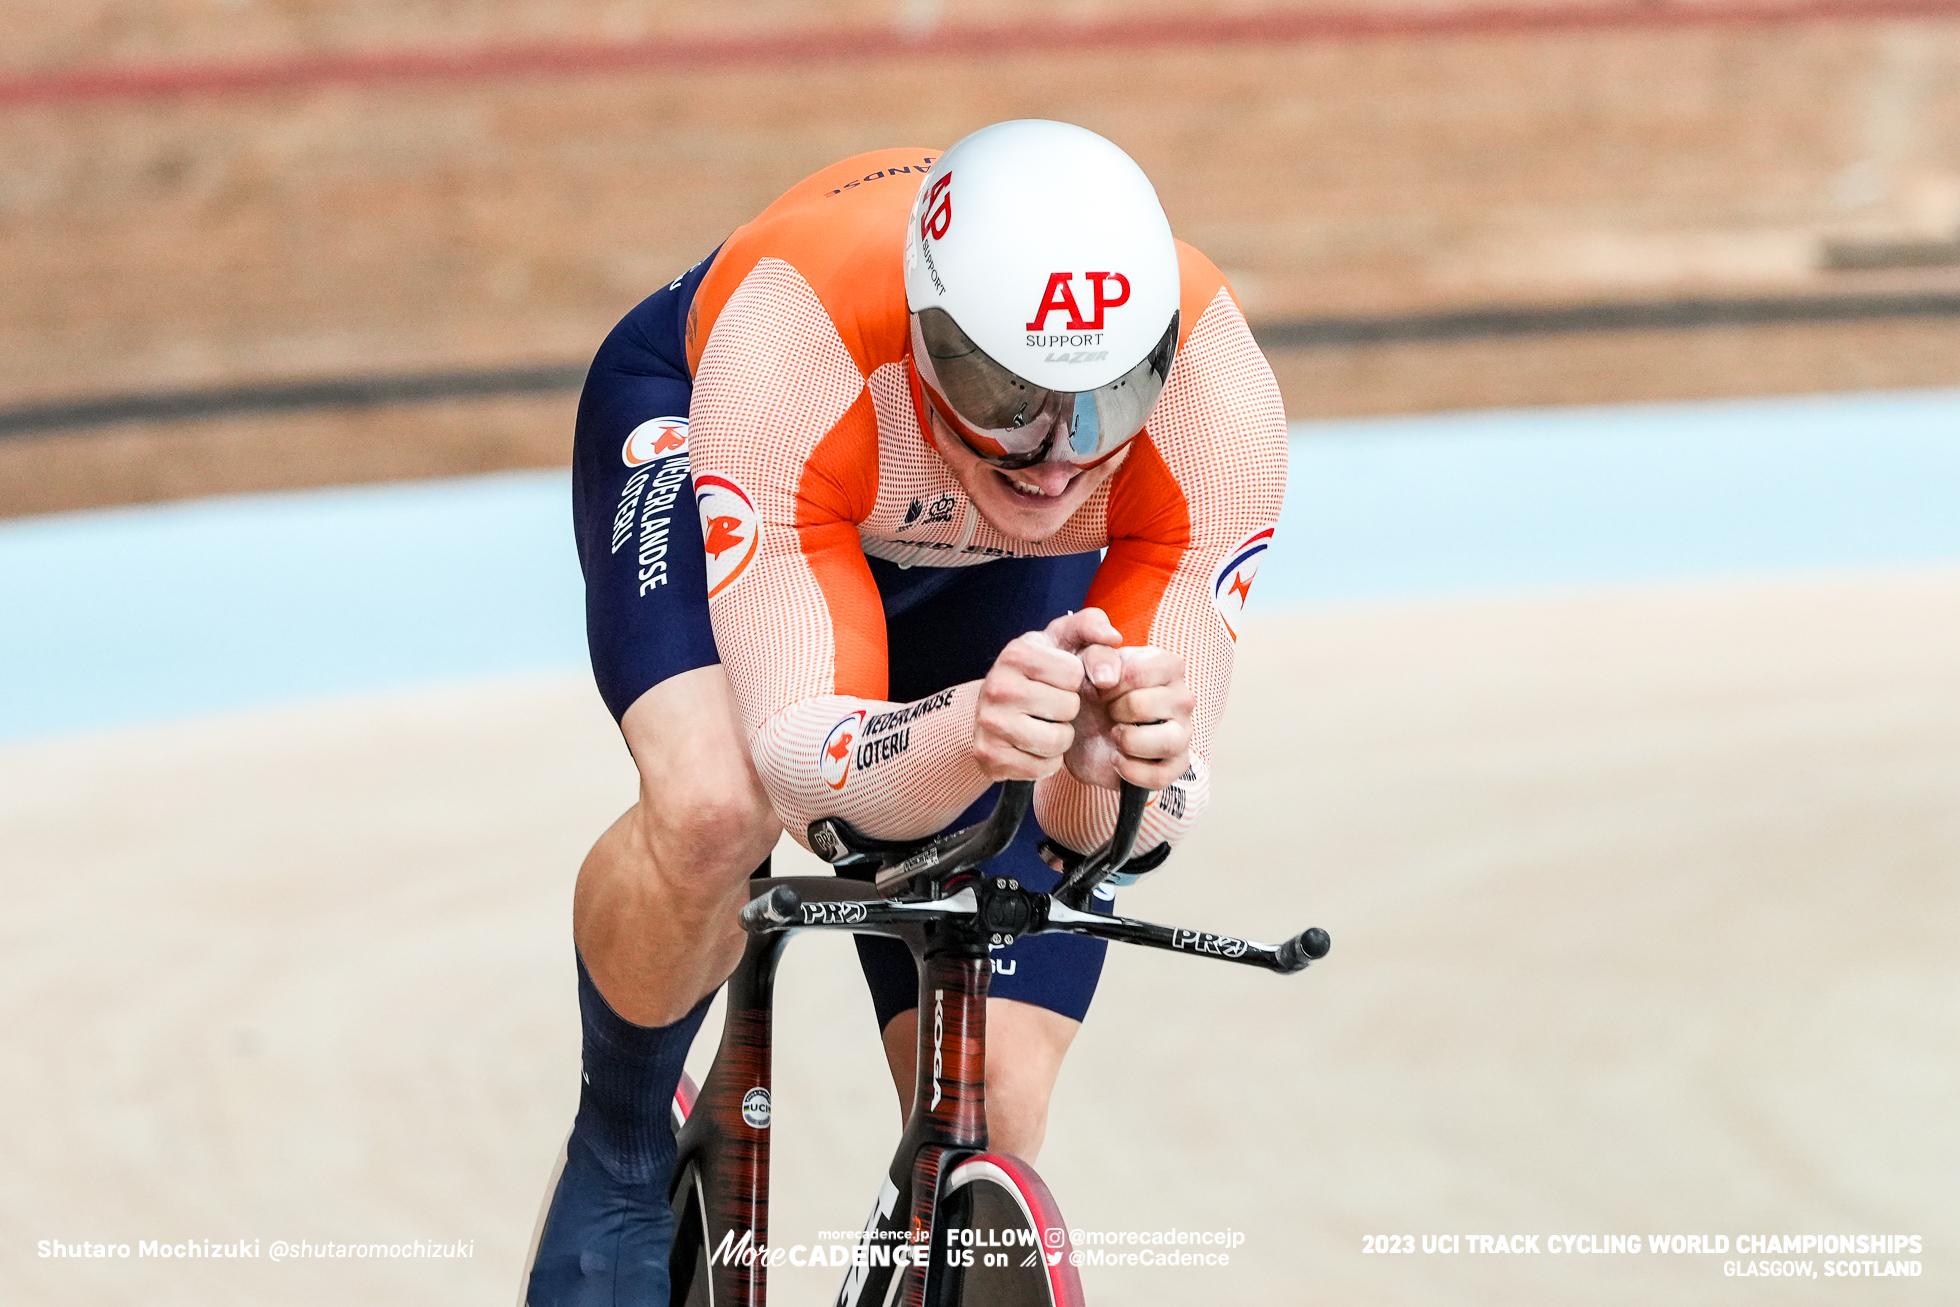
left=668, top=781, right=1329, bottom=1307
left=669, top=874, right=996, bottom=1307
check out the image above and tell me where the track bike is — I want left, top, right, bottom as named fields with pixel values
left=667, top=778, right=1330, bottom=1306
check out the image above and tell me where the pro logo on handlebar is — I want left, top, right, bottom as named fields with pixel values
left=1170, top=928, right=1249, bottom=959
left=801, top=900, right=870, bottom=926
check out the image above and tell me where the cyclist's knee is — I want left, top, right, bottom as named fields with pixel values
left=618, top=668, right=781, bottom=887
left=634, top=778, right=777, bottom=884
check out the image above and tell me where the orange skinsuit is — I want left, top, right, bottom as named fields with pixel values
left=685, top=148, right=1288, bottom=857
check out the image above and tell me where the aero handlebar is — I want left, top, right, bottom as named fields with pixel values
left=759, top=778, right=1332, bottom=975
left=1051, top=780, right=1150, bottom=909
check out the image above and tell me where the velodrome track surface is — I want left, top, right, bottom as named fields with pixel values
left=4, top=397, right=1958, bottom=1304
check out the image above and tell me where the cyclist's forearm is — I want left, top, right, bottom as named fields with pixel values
left=1035, top=754, right=1210, bottom=856
left=748, top=685, right=992, bottom=848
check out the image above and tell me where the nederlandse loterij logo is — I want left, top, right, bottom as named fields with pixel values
left=694, top=473, right=760, bottom=599
left=820, top=710, right=867, bottom=791
left=622, top=416, right=689, bottom=466
left=1211, top=526, right=1274, bottom=640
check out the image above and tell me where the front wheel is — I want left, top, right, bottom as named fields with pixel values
left=931, top=1153, right=1084, bottom=1307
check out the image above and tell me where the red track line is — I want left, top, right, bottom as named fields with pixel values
left=5, top=0, right=1960, bottom=107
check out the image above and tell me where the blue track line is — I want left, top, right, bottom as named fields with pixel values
left=3, top=389, right=1957, bottom=744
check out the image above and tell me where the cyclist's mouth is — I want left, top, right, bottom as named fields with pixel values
left=996, top=468, right=1078, bottom=499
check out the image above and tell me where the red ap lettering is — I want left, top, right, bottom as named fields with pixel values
left=1025, top=272, right=1130, bottom=331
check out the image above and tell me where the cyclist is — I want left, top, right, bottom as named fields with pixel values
left=527, top=119, right=1286, bottom=1305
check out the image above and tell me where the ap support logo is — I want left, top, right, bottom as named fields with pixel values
left=820, top=710, right=867, bottom=791
left=694, top=473, right=761, bottom=599
left=920, top=172, right=952, bottom=243
left=1025, top=271, right=1130, bottom=333
left=621, top=416, right=689, bottom=467
left=1211, top=526, right=1274, bottom=640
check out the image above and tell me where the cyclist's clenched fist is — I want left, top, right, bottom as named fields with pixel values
left=1065, top=641, right=1193, bottom=794
left=971, top=608, right=1192, bottom=793
left=971, top=609, right=1123, bottom=781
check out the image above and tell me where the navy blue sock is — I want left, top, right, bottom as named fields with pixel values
left=526, top=954, right=712, bottom=1306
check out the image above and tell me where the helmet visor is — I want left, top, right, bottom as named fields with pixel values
left=912, top=307, right=1179, bottom=470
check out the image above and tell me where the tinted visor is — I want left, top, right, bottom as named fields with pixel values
left=913, top=307, right=1179, bottom=470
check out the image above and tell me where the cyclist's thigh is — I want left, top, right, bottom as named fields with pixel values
left=572, top=252, right=720, bottom=725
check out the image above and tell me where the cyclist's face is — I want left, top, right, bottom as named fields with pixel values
left=923, top=404, right=1126, bottom=543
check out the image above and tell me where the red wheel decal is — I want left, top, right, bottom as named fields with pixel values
left=945, top=1152, right=1084, bottom=1306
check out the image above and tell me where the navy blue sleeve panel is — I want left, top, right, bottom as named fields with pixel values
left=571, top=252, right=722, bottom=723
left=849, top=550, right=1117, bottom=1028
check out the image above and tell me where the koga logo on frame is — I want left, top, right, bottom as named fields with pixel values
left=929, top=989, right=945, bottom=1111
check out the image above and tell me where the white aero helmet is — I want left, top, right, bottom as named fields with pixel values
left=903, top=120, right=1181, bottom=470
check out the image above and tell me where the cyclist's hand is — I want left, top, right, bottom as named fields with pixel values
left=1064, top=644, right=1193, bottom=792
left=971, top=609, right=1123, bottom=781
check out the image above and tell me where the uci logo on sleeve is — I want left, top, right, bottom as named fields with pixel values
left=1211, top=526, right=1274, bottom=640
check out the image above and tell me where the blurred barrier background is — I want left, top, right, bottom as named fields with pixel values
left=5, top=0, right=1960, bottom=516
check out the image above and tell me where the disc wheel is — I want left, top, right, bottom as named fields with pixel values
left=667, top=1161, right=713, bottom=1307
left=931, top=1153, right=1083, bottom=1307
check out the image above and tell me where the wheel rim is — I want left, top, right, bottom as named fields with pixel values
left=935, top=1154, right=1083, bottom=1307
